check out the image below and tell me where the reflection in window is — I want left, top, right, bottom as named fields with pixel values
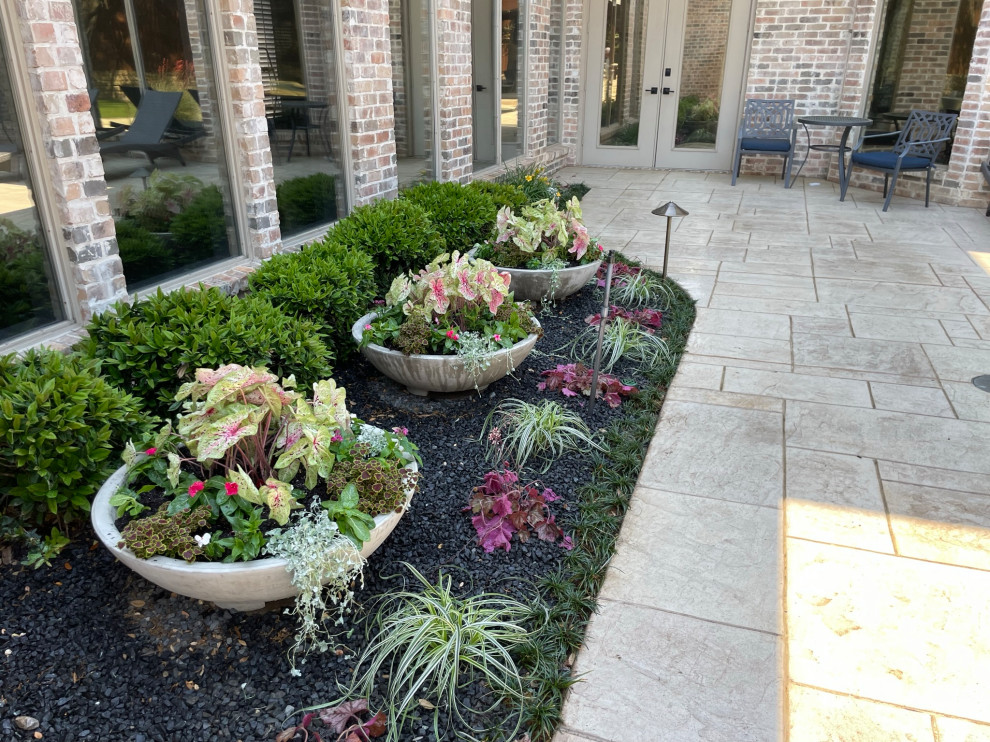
left=598, top=0, right=647, bottom=147
left=76, top=0, right=238, bottom=289
left=501, top=0, right=523, bottom=161
left=392, top=0, right=436, bottom=187
left=867, top=0, right=978, bottom=156
left=257, top=0, right=346, bottom=237
left=0, top=44, right=64, bottom=342
left=674, top=0, right=730, bottom=151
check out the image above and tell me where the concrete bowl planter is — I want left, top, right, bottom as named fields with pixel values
left=91, top=454, right=417, bottom=612
left=468, top=250, right=601, bottom=303
left=353, top=312, right=541, bottom=396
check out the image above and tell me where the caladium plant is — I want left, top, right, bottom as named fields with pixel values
left=465, top=468, right=573, bottom=553
left=537, top=363, right=638, bottom=408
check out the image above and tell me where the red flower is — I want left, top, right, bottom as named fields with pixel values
left=446, top=330, right=459, bottom=341
left=188, top=481, right=205, bottom=498
left=224, top=482, right=238, bottom=496
left=144, top=447, right=157, bottom=456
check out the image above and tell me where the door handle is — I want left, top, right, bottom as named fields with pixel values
left=662, top=87, right=675, bottom=95
left=645, top=86, right=658, bottom=94
left=476, top=84, right=487, bottom=92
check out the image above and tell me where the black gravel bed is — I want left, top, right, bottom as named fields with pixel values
left=1, top=284, right=665, bottom=742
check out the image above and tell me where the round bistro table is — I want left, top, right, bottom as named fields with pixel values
left=795, top=115, right=873, bottom=197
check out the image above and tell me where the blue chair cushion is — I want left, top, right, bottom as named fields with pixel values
left=740, top=137, right=791, bottom=152
left=851, top=151, right=931, bottom=170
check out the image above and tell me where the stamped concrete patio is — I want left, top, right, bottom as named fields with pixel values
left=553, top=167, right=990, bottom=741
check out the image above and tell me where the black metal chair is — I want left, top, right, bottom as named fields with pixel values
left=99, top=90, right=198, bottom=168
left=840, top=110, right=958, bottom=212
left=731, top=99, right=797, bottom=189
left=981, top=154, right=990, bottom=217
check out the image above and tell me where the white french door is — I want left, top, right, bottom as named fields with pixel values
left=582, top=0, right=752, bottom=169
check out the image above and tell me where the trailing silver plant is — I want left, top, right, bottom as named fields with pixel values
left=264, top=504, right=366, bottom=675
left=455, top=331, right=505, bottom=391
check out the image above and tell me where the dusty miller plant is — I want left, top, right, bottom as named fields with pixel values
left=265, top=503, right=366, bottom=675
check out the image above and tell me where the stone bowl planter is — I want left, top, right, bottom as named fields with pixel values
left=468, top=250, right=601, bottom=303
left=353, top=312, right=540, bottom=396
left=91, top=456, right=417, bottom=612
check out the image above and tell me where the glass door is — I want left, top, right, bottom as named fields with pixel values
left=583, top=0, right=751, bottom=170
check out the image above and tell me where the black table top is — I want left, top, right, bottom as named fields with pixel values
left=798, top=115, right=873, bottom=127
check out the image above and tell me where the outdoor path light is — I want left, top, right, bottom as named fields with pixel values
left=651, top=201, right=689, bottom=279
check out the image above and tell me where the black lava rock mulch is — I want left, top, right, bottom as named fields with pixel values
left=0, top=284, right=659, bottom=742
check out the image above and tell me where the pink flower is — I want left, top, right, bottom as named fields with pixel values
left=493, top=334, right=501, bottom=342
left=188, top=481, right=204, bottom=498
left=330, top=430, right=343, bottom=444
left=144, top=447, right=157, bottom=456
left=446, top=330, right=459, bottom=341
left=392, top=426, right=408, bottom=436
left=364, top=324, right=373, bottom=330
left=224, top=482, right=238, bottom=496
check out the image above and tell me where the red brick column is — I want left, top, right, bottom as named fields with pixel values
left=435, top=0, right=473, bottom=182
left=340, top=0, right=399, bottom=203
left=525, top=0, right=552, bottom=154
left=560, top=0, right=582, bottom=156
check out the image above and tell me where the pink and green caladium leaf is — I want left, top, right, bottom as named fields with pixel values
left=226, top=466, right=263, bottom=506
left=166, top=452, right=182, bottom=488
left=191, top=405, right=261, bottom=461
left=204, top=365, right=279, bottom=407
left=311, top=379, right=350, bottom=430
left=260, top=478, right=297, bottom=525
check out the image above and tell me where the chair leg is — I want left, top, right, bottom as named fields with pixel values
left=882, top=174, right=889, bottom=198
left=925, top=168, right=932, bottom=208
left=783, top=153, right=794, bottom=189
left=882, top=170, right=898, bottom=212
left=731, top=148, right=742, bottom=186
left=287, top=127, right=298, bottom=162
left=839, top=162, right=851, bottom=201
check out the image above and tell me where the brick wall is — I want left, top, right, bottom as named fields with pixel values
left=560, top=0, right=582, bottom=154
left=525, top=0, right=552, bottom=154
left=12, top=0, right=125, bottom=322
left=891, top=1, right=956, bottom=112
left=340, top=0, right=399, bottom=202
left=435, top=0, right=473, bottom=182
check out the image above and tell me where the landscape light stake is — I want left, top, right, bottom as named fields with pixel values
left=588, top=250, right=615, bottom=412
left=651, top=201, right=689, bottom=279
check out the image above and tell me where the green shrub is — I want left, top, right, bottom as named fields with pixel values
left=400, top=181, right=498, bottom=253
left=277, top=173, right=338, bottom=234
left=169, top=184, right=227, bottom=262
left=0, top=349, right=152, bottom=530
left=325, top=199, right=445, bottom=293
left=77, top=287, right=333, bottom=418
left=467, top=180, right=529, bottom=214
left=248, top=239, right=376, bottom=357
left=114, top=219, right=173, bottom=285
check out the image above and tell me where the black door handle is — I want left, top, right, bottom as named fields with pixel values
left=645, top=86, right=658, bottom=94
left=662, top=87, right=675, bottom=95
left=476, top=84, right=487, bottom=92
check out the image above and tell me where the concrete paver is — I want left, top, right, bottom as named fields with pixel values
left=554, top=168, right=990, bottom=742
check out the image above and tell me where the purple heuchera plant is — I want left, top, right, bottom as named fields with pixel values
left=465, top=468, right=573, bottom=553
left=538, top=363, right=638, bottom=408
left=585, top=305, right=663, bottom=333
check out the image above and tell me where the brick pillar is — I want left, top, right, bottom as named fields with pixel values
left=340, top=0, right=399, bottom=203
left=218, top=0, right=280, bottom=259
left=13, top=0, right=125, bottom=322
left=525, top=0, right=551, bottom=154
left=435, top=0, right=473, bottom=182
left=560, top=0, right=582, bottom=155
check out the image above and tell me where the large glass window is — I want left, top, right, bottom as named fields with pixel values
left=500, top=0, right=523, bottom=161
left=867, top=0, right=980, bottom=155
left=76, top=0, right=239, bottom=289
left=0, top=40, right=65, bottom=342
left=257, top=0, right=347, bottom=237
left=392, top=0, right=436, bottom=187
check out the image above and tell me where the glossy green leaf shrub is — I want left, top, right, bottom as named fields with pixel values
left=466, top=180, right=529, bottom=214
left=324, top=199, right=445, bottom=293
left=248, top=238, right=376, bottom=358
left=400, top=181, right=499, bottom=254
left=0, top=349, right=151, bottom=529
left=77, top=287, right=333, bottom=418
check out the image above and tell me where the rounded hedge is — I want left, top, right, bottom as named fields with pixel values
left=400, top=181, right=500, bottom=254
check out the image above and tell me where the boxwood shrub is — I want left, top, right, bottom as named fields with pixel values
left=467, top=180, right=529, bottom=215
left=249, top=239, right=376, bottom=359
left=324, top=198, right=445, bottom=292
left=0, top=349, right=152, bottom=530
left=77, top=287, right=333, bottom=418
left=400, top=181, right=499, bottom=253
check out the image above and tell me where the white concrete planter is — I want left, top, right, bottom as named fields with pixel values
left=467, top=249, right=601, bottom=303
left=91, top=454, right=416, bottom=612
left=353, top=312, right=540, bottom=396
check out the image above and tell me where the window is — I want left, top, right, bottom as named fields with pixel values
left=76, top=0, right=239, bottom=289
left=0, top=38, right=65, bottom=343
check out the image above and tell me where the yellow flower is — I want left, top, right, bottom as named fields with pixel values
left=540, top=177, right=548, bottom=183
left=525, top=175, right=533, bottom=182
left=556, top=191, right=561, bottom=197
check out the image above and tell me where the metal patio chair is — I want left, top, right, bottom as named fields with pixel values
left=840, top=109, right=958, bottom=212
left=731, top=99, right=797, bottom=189
left=99, top=90, right=200, bottom=168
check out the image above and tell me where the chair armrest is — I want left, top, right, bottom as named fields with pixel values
left=852, top=129, right=902, bottom=152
